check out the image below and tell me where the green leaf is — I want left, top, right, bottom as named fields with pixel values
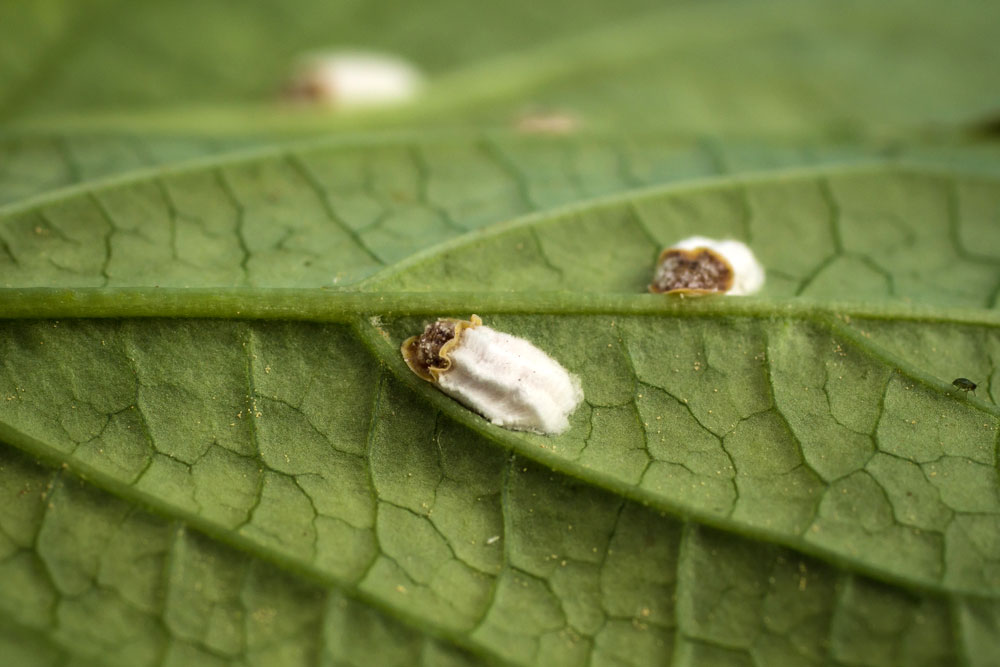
left=366, top=163, right=1000, bottom=306
left=3, top=0, right=999, bottom=137
left=0, top=133, right=881, bottom=284
left=0, top=133, right=260, bottom=207
left=5, top=0, right=1000, bottom=662
left=0, top=0, right=669, bottom=129
left=1, top=158, right=999, bottom=665
left=4, top=132, right=999, bottom=290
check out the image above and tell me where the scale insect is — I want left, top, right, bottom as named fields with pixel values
left=649, top=236, right=764, bottom=296
left=401, top=315, right=583, bottom=435
left=284, top=51, right=423, bottom=109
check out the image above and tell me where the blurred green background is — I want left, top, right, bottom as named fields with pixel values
left=3, top=0, right=998, bottom=137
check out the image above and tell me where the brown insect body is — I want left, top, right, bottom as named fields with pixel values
left=402, top=315, right=482, bottom=381
left=649, top=247, right=735, bottom=294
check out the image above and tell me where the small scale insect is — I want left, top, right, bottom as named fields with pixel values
left=952, top=378, right=977, bottom=395
left=649, top=236, right=765, bottom=296
left=402, top=315, right=583, bottom=435
left=514, top=110, right=582, bottom=135
left=284, top=51, right=423, bottom=109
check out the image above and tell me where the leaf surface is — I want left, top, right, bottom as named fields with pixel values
left=0, top=134, right=891, bottom=285
left=1, top=160, right=999, bottom=665
left=3, top=0, right=999, bottom=137
left=0, top=133, right=261, bottom=207
left=4, top=0, right=1000, bottom=663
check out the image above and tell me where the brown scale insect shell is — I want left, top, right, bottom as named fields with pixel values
left=401, top=315, right=483, bottom=382
left=648, top=247, right=736, bottom=295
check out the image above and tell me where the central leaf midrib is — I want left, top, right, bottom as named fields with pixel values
left=1, top=287, right=997, bottom=327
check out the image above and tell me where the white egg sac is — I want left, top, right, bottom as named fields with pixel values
left=649, top=236, right=765, bottom=295
left=402, top=316, right=583, bottom=435
left=285, top=51, right=423, bottom=109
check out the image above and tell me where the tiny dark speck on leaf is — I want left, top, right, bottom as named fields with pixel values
left=967, top=111, right=1000, bottom=137
left=951, top=377, right=977, bottom=395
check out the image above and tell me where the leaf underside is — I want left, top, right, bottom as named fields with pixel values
left=3, top=0, right=1000, bottom=665
left=1, top=158, right=999, bottom=666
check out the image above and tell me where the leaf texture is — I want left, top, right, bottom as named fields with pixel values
left=0, top=135, right=866, bottom=286
left=1, top=160, right=999, bottom=665
left=3, top=0, right=1000, bottom=664
left=4, top=0, right=1000, bottom=137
